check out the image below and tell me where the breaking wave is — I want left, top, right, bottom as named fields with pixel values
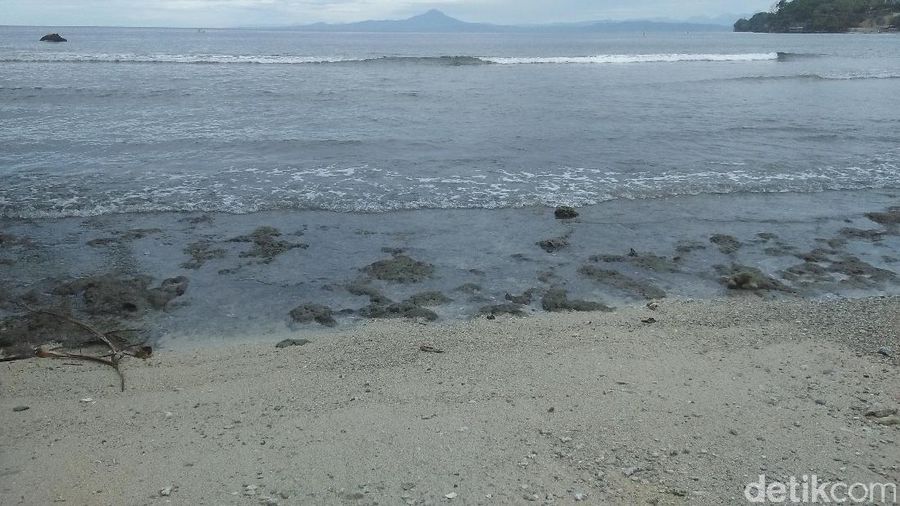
left=2, top=52, right=780, bottom=66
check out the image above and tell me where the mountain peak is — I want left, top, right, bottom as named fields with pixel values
left=409, top=9, right=460, bottom=23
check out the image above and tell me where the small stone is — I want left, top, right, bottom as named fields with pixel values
left=159, top=486, right=173, bottom=497
left=80, top=398, right=94, bottom=403
left=646, top=302, right=659, bottom=311
left=729, top=428, right=738, bottom=436
left=872, top=415, right=900, bottom=426
left=445, top=492, right=458, bottom=500
left=574, top=492, right=587, bottom=501
left=275, top=339, right=311, bottom=349
left=878, top=347, right=895, bottom=358
left=622, top=467, right=639, bottom=477
left=814, top=399, right=826, bottom=406
left=13, top=406, right=29, bottom=412
left=865, top=404, right=898, bottom=418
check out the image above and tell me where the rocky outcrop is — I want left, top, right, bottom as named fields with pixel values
left=40, top=33, right=67, bottom=42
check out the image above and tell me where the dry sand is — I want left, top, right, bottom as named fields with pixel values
left=1, top=296, right=898, bottom=505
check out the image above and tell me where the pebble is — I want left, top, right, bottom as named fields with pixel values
left=574, top=492, right=587, bottom=501
left=159, top=486, right=173, bottom=497
left=13, top=405, right=29, bottom=412
left=622, top=467, right=638, bottom=477
left=865, top=404, right=898, bottom=418
left=878, top=346, right=894, bottom=358
left=444, top=492, right=458, bottom=500
left=80, top=398, right=94, bottom=403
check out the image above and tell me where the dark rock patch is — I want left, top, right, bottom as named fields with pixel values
left=454, top=283, right=482, bottom=294
left=537, top=271, right=558, bottom=284
left=405, top=291, right=452, bottom=307
left=716, top=265, right=789, bottom=292
left=839, top=227, right=885, bottom=241
left=756, top=232, right=779, bottom=241
left=554, top=206, right=579, bottom=219
left=347, top=280, right=392, bottom=305
left=781, top=262, right=835, bottom=285
left=710, top=234, right=742, bottom=255
left=478, top=303, right=526, bottom=317
left=178, top=214, right=214, bottom=225
left=578, top=265, right=666, bottom=300
left=360, top=301, right=438, bottom=321
left=827, top=256, right=896, bottom=284
left=56, top=274, right=189, bottom=317
left=764, top=244, right=798, bottom=257
left=362, top=254, right=434, bottom=283
left=541, top=288, right=611, bottom=312
left=289, top=304, right=336, bottom=327
left=230, top=227, right=308, bottom=264
left=537, top=237, right=569, bottom=253
left=181, top=240, right=226, bottom=269
left=865, top=207, right=900, bottom=226
left=675, top=240, right=707, bottom=254
left=505, top=289, right=535, bottom=305
left=589, top=251, right=679, bottom=273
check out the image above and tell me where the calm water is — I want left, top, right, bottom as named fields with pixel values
left=1, top=27, right=899, bottom=218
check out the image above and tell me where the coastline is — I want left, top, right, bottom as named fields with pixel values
left=2, top=296, right=898, bottom=504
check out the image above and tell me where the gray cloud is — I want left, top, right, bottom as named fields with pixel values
left=5, top=0, right=772, bottom=27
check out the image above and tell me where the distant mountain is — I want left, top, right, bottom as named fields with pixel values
left=285, top=10, right=729, bottom=33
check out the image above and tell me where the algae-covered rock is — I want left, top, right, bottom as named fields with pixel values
left=454, top=282, right=482, bottom=294
left=710, top=234, right=742, bottom=255
left=359, top=301, right=438, bottom=321
left=289, top=304, right=336, bottom=327
left=541, top=288, right=611, bottom=312
left=363, top=254, right=435, bottom=283
left=405, top=291, right=452, bottom=307
left=57, top=274, right=189, bottom=317
left=717, top=265, right=789, bottom=291
left=478, top=303, right=526, bottom=317
left=505, top=289, right=535, bottom=305
left=230, top=227, right=308, bottom=263
left=578, top=265, right=666, bottom=300
left=554, top=206, right=579, bottom=219
left=182, top=240, right=226, bottom=269
left=865, top=207, right=900, bottom=226
left=589, top=251, right=679, bottom=273
left=537, top=237, right=569, bottom=253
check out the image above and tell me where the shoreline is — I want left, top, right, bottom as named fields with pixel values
left=2, top=296, right=898, bottom=504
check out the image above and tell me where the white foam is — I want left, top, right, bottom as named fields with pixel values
left=483, top=53, right=780, bottom=65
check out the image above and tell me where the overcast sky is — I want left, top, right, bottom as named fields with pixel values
left=4, top=0, right=773, bottom=27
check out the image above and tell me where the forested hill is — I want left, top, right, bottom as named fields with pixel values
left=735, top=0, right=900, bottom=32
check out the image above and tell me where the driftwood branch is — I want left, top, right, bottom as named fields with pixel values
left=6, top=302, right=153, bottom=391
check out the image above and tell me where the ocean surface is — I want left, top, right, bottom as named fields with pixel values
left=1, top=27, right=899, bottom=218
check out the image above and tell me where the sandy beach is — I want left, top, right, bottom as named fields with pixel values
left=2, top=296, right=897, bottom=505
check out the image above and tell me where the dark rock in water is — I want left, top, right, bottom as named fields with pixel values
left=578, top=265, right=667, bottom=300
left=276, top=338, right=311, bottom=348
left=710, top=234, right=742, bottom=255
left=541, top=288, right=611, bottom=313
left=360, top=301, right=438, bottom=321
left=717, top=265, right=789, bottom=291
left=229, top=226, right=307, bottom=263
left=674, top=240, right=707, bottom=254
left=57, top=274, right=189, bottom=317
left=362, top=254, right=434, bottom=283
left=505, top=289, right=535, bottom=305
left=537, top=237, right=569, bottom=253
left=182, top=240, right=226, bottom=269
left=827, top=256, right=896, bottom=284
left=346, top=280, right=392, bottom=305
left=40, top=33, right=67, bottom=42
left=454, top=282, right=482, bottom=294
left=554, top=206, right=579, bottom=219
left=865, top=207, right=900, bottom=227
left=795, top=248, right=833, bottom=263
left=478, top=303, right=526, bottom=317
left=289, top=304, right=336, bottom=327
left=405, top=291, right=451, bottom=307
left=780, top=261, right=834, bottom=285
left=839, top=227, right=885, bottom=241
left=589, top=251, right=679, bottom=273
left=756, top=232, right=779, bottom=241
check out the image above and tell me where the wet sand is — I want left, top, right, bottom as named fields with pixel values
left=1, top=296, right=898, bottom=505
